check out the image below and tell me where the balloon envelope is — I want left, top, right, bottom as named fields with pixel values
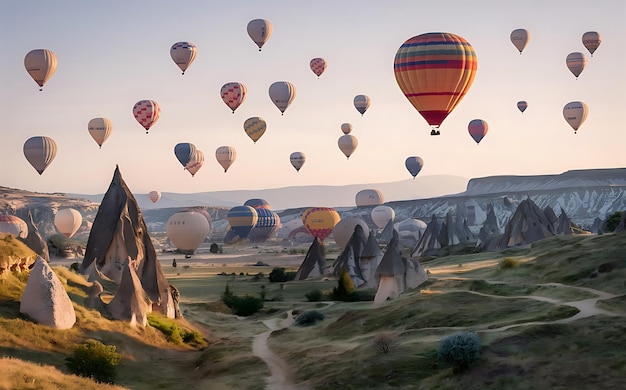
left=394, top=32, right=477, bottom=132
left=186, top=150, right=204, bottom=177
left=310, top=57, right=327, bottom=77
left=517, top=101, right=528, bottom=113
left=24, top=49, right=57, bottom=90
left=563, top=101, right=589, bottom=133
left=23, top=136, right=57, bottom=175
left=510, top=29, right=530, bottom=53
left=87, top=118, right=113, bottom=148
left=247, top=19, right=273, bottom=51
left=244, top=117, right=266, bottom=143
left=215, top=146, right=236, bottom=172
left=340, top=123, right=352, bottom=134
left=332, top=217, right=370, bottom=250
left=468, top=119, right=488, bottom=144
left=371, top=205, right=395, bottom=229
left=405, top=156, right=424, bottom=178
left=170, top=41, right=197, bottom=74
left=227, top=206, right=258, bottom=238
left=174, top=143, right=197, bottom=169
left=0, top=215, right=28, bottom=238
left=353, top=95, right=370, bottom=115
left=244, top=199, right=271, bottom=210
left=355, top=189, right=384, bottom=207
left=290, top=152, right=306, bottom=172
left=54, top=208, right=82, bottom=238
left=301, top=207, right=341, bottom=243
left=166, top=211, right=210, bottom=255
left=582, top=31, right=601, bottom=56
left=248, top=209, right=280, bottom=243
left=149, top=191, right=161, bottom=203
left=338, top=134, right=358, bottom=159
left=221, top=82, right=247, bottom=113
left=566, top=52, right=586, bottom=79
left=133, top=100, right=160, bottom=133
left=269, top=81, right=296, bottom=114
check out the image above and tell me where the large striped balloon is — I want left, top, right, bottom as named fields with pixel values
left=227, top=206, right=258, bottom=238
left=394, top=32, right=477, bottom=133
left=244, top=117, right=266, bottom=143
left=248, top=208, right=280, bottom=243
left=301, top=207, right=340, bottom=243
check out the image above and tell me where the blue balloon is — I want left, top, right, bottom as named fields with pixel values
left=174, top=143, right=196, bottom=168
left=405, top=156, right=424, bottom=178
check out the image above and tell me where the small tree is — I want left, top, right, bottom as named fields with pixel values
left=221, top=284, right=235, bottom=307
left=295, top=310, right=325, bottom=326
left=603, top=211, right=623, bottom=232
left=65, top=339, right=121, bottom=384
left=373, top=332, right=397, bottom=354
left=438, top=332, right=481, bottom=373
left=269, top=267, right=287, bottom=282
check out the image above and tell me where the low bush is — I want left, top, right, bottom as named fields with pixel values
left=373, top=332, right=397, bottom=354
left=295, top=310, right=325, bottom=326
left=148, top=315, right=206, bottom=346
left=438, top=331, right=481, bottom=372
left=268, top=267, right=296, bottom=282
left=231, top=295, right=264, bottom=316
left=65, top=339, right=121, bottom=384
left=305, top=289, right=324, bottom=302
left=499, top=257, right=520, bottom=269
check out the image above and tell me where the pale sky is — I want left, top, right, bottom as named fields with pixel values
left=1, top=1, right=624, bottom=197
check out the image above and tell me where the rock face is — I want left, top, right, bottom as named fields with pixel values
left=20, top=257, right=76, bottom=329
left=19, top=210, right=50, bottom=262
left=107, top=262, right=152, bottom=327
left=295, top=238, right=327, bottom=280
left=80, top=166, right=177, bottom=320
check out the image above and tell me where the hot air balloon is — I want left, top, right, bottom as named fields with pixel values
left=301, top=207, right=340, bottom=243
left=290, top=152, right=306, bottom=172
left=54, top=208, right=82, bottom=238
left=353, top=95, right=370, bottom=115
left=247, top=19, right=273, bottom=51
left=394, top=32, right=477, bottom=135
left=244, top=117, right=266, bottom=143
left=582, top=31, right=601, bottom=57
left=186, top=150, right=204, bottom=177
left=87, top=117, right=113, bottom=149
left=269, top=81, right=296, bottom=114
left=338, top=134, right=358, bottom=159
left=227, top=206, right=258, bottom=239
left=244, top=199, right=271, bottom=210
left=166, top=211, right=210, bottom=255
left=133, top=100, right=160, bottom=134
left=405, top=156, right=424, bottom=178
left=221, top=82, right=247, bottom=113
left=332, top=217, right=370, bottom=250
left=23, top=136, right=57, bottom=175
left=24, top=49, right=57, bottom=91
left=468, top=119, right=488, bottom=145
left=310, top=57, right=327, bottom=78
left=510, top=29, right=530, bottom=54
left=566, top=52, right=587, bottom=79
left=371, top=205, right=395, bottom=229
left=563, top=101, right=589, bottom=134
left=149, top=191, right=161, bottom=203
left=174, top=143, right=197, bottom=169
left=340, top=123, right=353, bottom=134
left=248, top=208, right=280, bottom=243
left=215, top=146, right=236, bottom=172
left=0, top=215, right=28, bottom=238
left=355, top=189, right=384, bottom=207
left=517, top=101, right=528, bottom=113
left=170, top=41, right=197, bottom=75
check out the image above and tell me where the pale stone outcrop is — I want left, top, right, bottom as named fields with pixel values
left=333, top=225, right=367, bottom=288
left=295, top=238, right=327, bottom=280
left=20, top=257, right=76, bottom=329
left=107, top=262, right=152, bottom=328
left=359, top=232, right=383, bottom=289
left=410, top=215, right=441, bottom=258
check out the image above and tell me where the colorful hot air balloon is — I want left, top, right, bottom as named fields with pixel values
left=371, top=205, right=395, bottom=229
left=310, top=57, right=327, bottom=78
left=149, top=191, right=161, bottom=203
left=338, top=134, right=358, bottom=159
left=566, top=52, right=587, bottom=79
left=221, top=82, right=247, bottom=113
left=244, top=117, right=266, bottom=143
left=244, top=199, right=271, bottom=210
left=353, top=95, right=370, bottom=115
left=186, top=150, right=204, bottom=177
left=227, top=206, right=258, bottom=239
left=247, top=19, right=273, bottom=51
left=582, top=31, right=601, bottom=57
left=394, top=32, right=477, bottom=135
left=24, top=49, right=57, bottom=91
left=468, top=119, right=488, bottom=145
left=174, top=143, right=197, bottom=169
left=510, top=29, right=530, bottom=54
left=54, top=208, right=82, bottom=238
left=290, top=152, right=306, bottom=172
left=87, top=117, right=113, bottom=149
left=332, top=217, right=370, bottom=250
left=405, top=156, right=424, bottom=178
left=170, top=41, right=197, bottom=75
left=269, top=81, right=296, bottom=114
left=301, top=207, right=341, bottom=243
left=0, top=215, right=28, bottom=238
left=166, top=211, right=210, bottom=255
left=215, top=146, right=236, bottom=172
left=340, top=123, right=353, bottom=134
left=23, top=136, right=57, bottom=175
left=355, top=189, right=384, bottom=207
left=563, top=101, right=589, bottom=134
left=133, top=100, right=160, bottom=134
left=517, top=101, right=528, bottom=113
left=248, top=208, right=280, bottom=243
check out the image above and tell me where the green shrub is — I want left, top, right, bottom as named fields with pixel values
left=295, top=310, right=325, bottom=326
left=603, top=211, right=623, bottom=232
left=65, top=339, right=121, bottom=384
left=305, top=289, right=324, bottom=302
left=499, top=257, right=519, bottom=269
left=231, top=295, right=264, bottom=316
left=221, top=284, right=235, bottom=307
left=148, top=315, right=206, bottom=346
left=438, top=332, right=481, bottom=372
